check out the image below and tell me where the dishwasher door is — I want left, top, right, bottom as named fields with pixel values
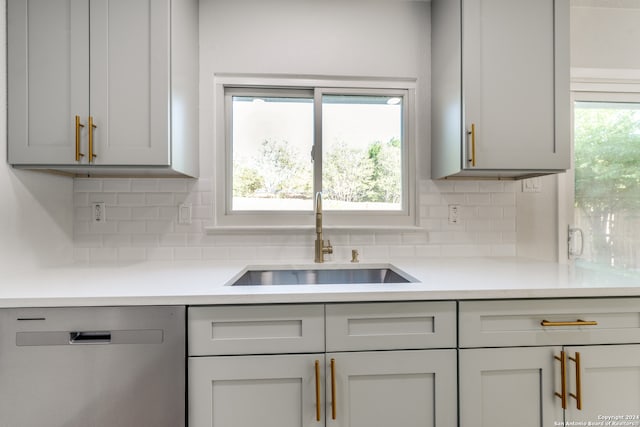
left=0, top=306, right=185, bottom=427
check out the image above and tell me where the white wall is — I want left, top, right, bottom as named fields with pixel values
left=0, top=0, right=74, bottom=271
left=571, top=3, right=640, bottom=70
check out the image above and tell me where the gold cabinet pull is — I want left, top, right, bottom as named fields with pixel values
left=569, top=352, right=582, bottom=410
left=314, top=360, right=321, bottom=422
left=88, top=116, right=97, bottom=163
left=75, top=115, right=85, bottom=161
left=330, top=358, right=336, bottom=420
left=541, top=319, right=598, bottom=327
left=554, top=351, right=567, bottom=409
left=467, top=123, right=476, bottom=167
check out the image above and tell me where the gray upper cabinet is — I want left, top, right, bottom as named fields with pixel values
left=431, top=0, right=570, bottom=179
left=7, top=0, right=199, bottom=177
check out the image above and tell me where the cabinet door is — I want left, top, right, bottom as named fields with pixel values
left=462, top=0, right=569, bottom=170
left=89, top=0, right=170, bottom=165
left=189, top=354, right=323, bottom=427
left=326, top=350, right=457, bottom=427
left=564, top=345, right=640, bottom=423
left=459, top=346, right=563, bottom=427
left=7, top=0, right=89, bottom=164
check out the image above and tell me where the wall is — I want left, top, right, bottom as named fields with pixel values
left=571, top=1, right=640, bottom=70
left=0, top=0, right=74, bottom=271
left=72, top=0, right=518, bottom=263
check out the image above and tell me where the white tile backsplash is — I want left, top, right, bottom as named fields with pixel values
left=72, top=178, right=517, bottom=263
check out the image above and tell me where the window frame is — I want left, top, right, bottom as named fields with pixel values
left=212, top=75, right=417, bottom=230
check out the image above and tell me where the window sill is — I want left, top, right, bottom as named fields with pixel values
left=204, top=225, right=424, bottom=235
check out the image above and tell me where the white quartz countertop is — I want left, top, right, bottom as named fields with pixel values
left=2, top=257, right=640, bottom=307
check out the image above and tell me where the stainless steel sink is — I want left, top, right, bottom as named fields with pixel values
left=231, top=266, right=413, bottom=286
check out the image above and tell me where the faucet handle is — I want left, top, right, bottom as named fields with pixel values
left=325, top=240, right=333, bottom=254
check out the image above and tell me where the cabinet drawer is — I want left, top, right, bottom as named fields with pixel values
left=326, top=301, right=456, bottom=351
left=459, top=298, right=640, bottom=348
left=188, top=304, right=324, bottom=356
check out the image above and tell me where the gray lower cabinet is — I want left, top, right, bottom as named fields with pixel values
left=187, top=302, right=457, bottom=427
left=459, top=298, right=640, bottom=426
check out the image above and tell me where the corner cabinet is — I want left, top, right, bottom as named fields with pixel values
left=431, top=0, right=570, bottom=179
left=188, top=302, right=457, bottom=427
left=7, top=0, right=199, bottom=177
left=458, top=298, right=640, bottom=426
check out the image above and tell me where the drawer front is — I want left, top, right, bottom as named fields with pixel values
left=188, top=304, right=324, bottom=356
left=326, top=301, right=456, bottom=351
left=459, top=298, right=640, bottom=348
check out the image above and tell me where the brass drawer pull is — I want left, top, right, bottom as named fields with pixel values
left=467, top=123, right=476, bottom=167
left=554, top=351, right=567, bottom=409
left=75, top=115, right=85, bottom=161
left=569, top=352, right=582, bottom=410
left=541, top=319, right=598, bottom=327
left=330, top=358, right=336, bottom=420
left=314, top=360, right=321, bottom=422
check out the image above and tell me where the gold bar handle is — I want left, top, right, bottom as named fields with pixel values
left=75, top=115, right=85, bottom=161
left=467, top=123, right=476, bottom=167
left=541, top=319, right=598, bottom=327
left=314, top=360, right=321, bottom=422
left=330, top=358, right=336, bottom=420
left=554, top=351, right=567, bottom=409
left=88, top=116, right=97, bottom=163
left=569, top=352, right=582, bottom=410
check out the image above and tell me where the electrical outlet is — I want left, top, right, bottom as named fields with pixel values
left=178, top=203, right=192, bottom=225
left=91, top=202, right=106, bottom=223
left=448, top=204, right=460, bottom=225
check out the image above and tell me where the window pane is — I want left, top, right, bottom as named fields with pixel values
left=574, top=101, right=640, bottom=270
left=322, top=95, right=403, bottom=211
left=232, top=96, right=314, bottom=211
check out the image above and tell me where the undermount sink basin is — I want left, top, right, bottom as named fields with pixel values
left=231, top=266, right=414, bottom=286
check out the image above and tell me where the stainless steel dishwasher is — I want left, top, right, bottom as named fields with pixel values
left=0, top=305, right=185, bottom=427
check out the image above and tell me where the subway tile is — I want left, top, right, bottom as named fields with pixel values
left=146, top=220, right=174, bottom=234
left=174, top=247, right=202, bottom=261
left=491, top=244, right=517, bottom=257
left=89, top=193, right=117, bottom=204
left=415, top=245, right=441, bottom=257
left=146, top=193, right=175, bottom=206
left=132, top=207, right=160, bottom=220
left=74, top=193, right=89, bottom=207
left=131, top=234, right=159, bottom=247
left=466, top=193, right=492, bottom=205
left=478, top=181, right=504, bottom=193
left=202, top=247, right=229, bottom=260
left=146, top=247, right=174, bottom=261
left=103, top=234, right=132, bottom=248
left=360, top=245, right=389, bottom=260
left=117, top=193, right=146, bottom=206
left=131, top=179, right=159, bottom=192
left=102, top=179, right=132, bottom=192
left=490, top=192, right=516, bottom=205
left=74, top=179, right=102, bottom=193
left=90, top=247, right=118, bottom=262
left=118, top=247, right=147, bottom=262
left=159, top=179, right=189, bottom=193
left=453, top=181, right=479, bottom=193
left=117, top=221, right=146, bottom=234
left=387, top=245, right=416, bottom=258
left=160, top=233, right=187, bottom=247
left=105, top=207, right=132, bottom=221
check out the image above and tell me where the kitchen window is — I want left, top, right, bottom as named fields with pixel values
left=212, top=76, right=417, bottom=229
left=569, top=93, right=640, bottom=270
